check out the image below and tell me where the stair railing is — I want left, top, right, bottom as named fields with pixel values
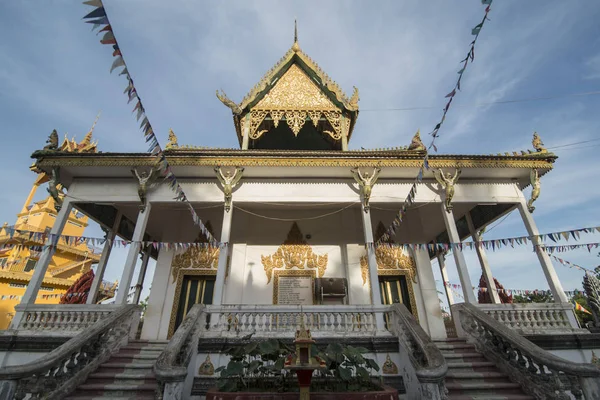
left=388, top=303, right=448, bottom=399
left=452, top=302, right=600, bottom=399
left=0, top=304, right=140, bottom=400
left=154, top=304, right=205, bottom=400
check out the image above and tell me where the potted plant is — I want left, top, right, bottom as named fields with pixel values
left=206, top=338, right=399, bottom=399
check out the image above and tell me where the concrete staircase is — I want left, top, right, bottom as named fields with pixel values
left=435, top=338, right=535, bottom=400
left=65, top=340, right=168, bottom=399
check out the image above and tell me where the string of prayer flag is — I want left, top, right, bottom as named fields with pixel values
left=81, top=0, right=218, bottom=246
left=377, top=0, right=493, bottom=245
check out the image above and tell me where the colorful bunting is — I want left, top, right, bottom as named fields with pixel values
left=377, top=0, right=493, bottom=245
left=81, top=0, right=218, bottom=246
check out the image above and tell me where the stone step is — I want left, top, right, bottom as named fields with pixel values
left=446, top=381, right=525, bottom=395
left=89, top=372, right=155, bottom=380
left=446, top=371, right=511, bottom=385
left=435, top=342, right=475, bottom=351
left=122, top=343, right=167, bottom=350
left=116, top=348, right=163, bottom=357
left=448, top=395, right=535, bottom=400
left=433, top=338, right=467, bottom=343
left=442, top=353, right=488, bottom=362
left=446, top=361, right=503, bottom=373
left=108, top=353, right=159, bottom=362
left=439, top=348, right=480, bottom=355
left=65, top=397, right=155, bottom=400
left=69, top=383, right=156, bottom=397
left=98, top=362, right=155, bottom=371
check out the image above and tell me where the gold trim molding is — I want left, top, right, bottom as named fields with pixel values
left=360, top=246, right=417, bottom=286
left=35, top=156, right=556, bottom=170
left=262, top=222, right=327, bottom=284
left=170, top=222, right=219, bottom=283
left=272, top=269, right=316, bottom=305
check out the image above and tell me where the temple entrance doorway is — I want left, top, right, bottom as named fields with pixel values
left=173, top=275, right=215, bottom=333
left=379, top=275, right=413, bottom=314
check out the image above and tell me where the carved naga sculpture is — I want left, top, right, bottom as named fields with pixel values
left=47, top=167, right=63, bottom=211
left=583, top=272, right=600, bottom=330
left=527, top=169, right=541, bottom=213
left=131, top=166, right=160, bottom=212
left=434, top=168, right=461, bottom=212
left=216, top=89, right=242, bottom=115
left=351, top=167, right=381, bottom=213
left=43, top=129, right=59, bottom=151
left=215, top=166, right=244, bottom=212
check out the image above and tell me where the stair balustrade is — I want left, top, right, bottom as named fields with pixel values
left=453, top=302, right=600, bottom=399
left=388, top=303, right=448, bottom=400
left=0, top=304, right=140, bottom=400
left=155, top=304, right=205, bottom=400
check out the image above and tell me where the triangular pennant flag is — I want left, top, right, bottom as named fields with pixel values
left=83, top=7, right=106, bottom=20
left=83, top=0, right=103, bottom=7
left=85, top=16, right=109, bottom=26
left=110, top=56, right=125, bottom=73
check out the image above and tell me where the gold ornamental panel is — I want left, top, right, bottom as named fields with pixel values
left=255, top=64, right=338, bottom=111
left=261, top=223, right=328, bottom=284
left=170, top=245, right=220, bottom=283
left=360, top=246, right=417, bottom=286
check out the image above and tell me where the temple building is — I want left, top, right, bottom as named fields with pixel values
left=0, top=129, right=115, bottom=329
left=1, top=31, right=599, bottom=400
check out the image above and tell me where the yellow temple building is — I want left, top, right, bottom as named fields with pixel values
left=0, top=127, right=116, bottom=329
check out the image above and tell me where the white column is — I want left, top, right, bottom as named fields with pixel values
left=115, top=204, right=152, bottom=304
left=133, top=249, right=151, bottom=305
left=437, top=253, right=455, bottom=307
left=11, top=199, right=73, bottom=328
left=360, top=207, right=385, bottom=330
left=441, top=205, right=476, bottom=303
left=466, top=213, right=500, bottom=304
left=414, top=248, right=447, bottom=339
left=213, top=205, right=233, bottom=305
left=87, top=211, right=121, bottom=304
left=241, top=114, right=250, bottom=150
left=517, top=200, right=568, bottom=303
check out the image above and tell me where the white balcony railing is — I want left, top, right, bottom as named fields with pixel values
left=11, top=304, right=121, bottom=335
left=200, top=304, right=393, bottom=337
left=476, top=303, right=583, bottom=334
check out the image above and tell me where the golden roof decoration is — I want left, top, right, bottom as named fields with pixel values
left=217, top=23, right=360, bottom=146
left=261, top=222, right=328, bottom=284
left=360, top=222, right=417, bottom=285
left=170, top=221, right=220, bottom=282
left=165, top=128, right=179, bottom=150
left=532, top=131, right=547, bottom=153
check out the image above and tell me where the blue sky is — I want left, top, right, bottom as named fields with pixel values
left=0, top=1, right=599, bottom=303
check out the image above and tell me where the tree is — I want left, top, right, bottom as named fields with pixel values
left=513, top=291, right=553, bottom=304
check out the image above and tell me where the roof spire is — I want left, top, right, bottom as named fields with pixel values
left=292, top=19, right=300, bottom=52
left=82, top=110, right=101, bottom=146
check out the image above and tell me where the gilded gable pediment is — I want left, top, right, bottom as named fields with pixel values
left=261, top=222, right=328, bottom=283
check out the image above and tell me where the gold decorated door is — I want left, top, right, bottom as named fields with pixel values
left=379, top=275, right=413, bottom=314
left=173, top=275, right=215, bottom=332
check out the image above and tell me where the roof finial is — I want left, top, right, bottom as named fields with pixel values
left=292, top=19, right=300, bottom=52
left=82, top=110, right=101, bottom=146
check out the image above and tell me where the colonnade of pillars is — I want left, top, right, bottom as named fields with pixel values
left=10, top=189, right=569, bottom=330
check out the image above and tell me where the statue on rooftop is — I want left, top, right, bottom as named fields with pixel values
left=527, top=169, right=540, bottom=213
left=408, top=130, right=425, bottom=151
left=215, top=166, right=244, bottom=212
left=165, top=128, right=179, bottom=150
left=351, top=167, right=381, bottom=213
left=434, top=168, right=461, bottom=213
left=43, top=130, right=59, bottom=151
left=532, top=132, right=547, bottom=153
left=216, top=89, right=242, bottom=115
left=131, top=166, right=160, bottom=212
left=47, top=167, right=63, bottom=211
